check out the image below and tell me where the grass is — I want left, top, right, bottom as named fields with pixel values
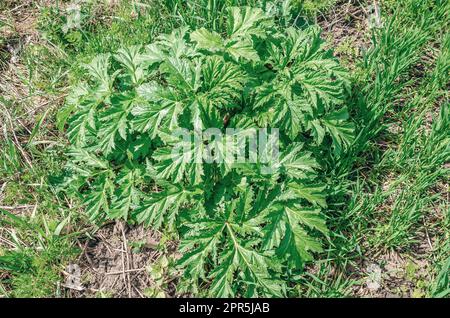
left=0, top=0, right=449, bottom=298
left=302, top=0, right=449, bottom=297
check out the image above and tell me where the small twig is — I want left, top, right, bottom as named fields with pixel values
left=0, top=236, right=16, bottom=248
left=2, top=228, right=27, bottom=248
left=107, top=276, right=120, bottom=292
left=61, top=284, right=84, bottom=291
left=97, top=232, right=114, bottom=255
left=16, top=118, right=32, bottom=135
left=10, top=2, right=29, bottom=13
left=424, top=222, right=433, bottom=250
left=30, top=204, right=38, bottom=218
left=0, top=204, right=34, bottom=210
left=105, top=268, right=146, bottom=276
left=120, top=222, right=132, bottom=298
left=133, top=286, right=145, bottom=298
left=119, top=240, right=127, bottom=296
left=116, top=286, right=127, bottom=298
left=0, top=182, right=7, bottom=203
left=24, top=94, right=67, bottom=117
left=359, top=0, right=369, bottom=15
left=77, top=240, right=97, bottom=271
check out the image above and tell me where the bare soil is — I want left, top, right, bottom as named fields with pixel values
left=66, top=221, right=178, bottom=298
left=318, top=0, right=371, bottom=66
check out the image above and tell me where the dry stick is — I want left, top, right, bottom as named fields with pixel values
left=132, top=272, right=148, bottom=298
left=423, top=219, right=433, bottom=250
left=0, top=186, right=6, bottom=204
left=97, top=232, right=114, bottom=255
left=0, top=236, right=16, bottom=248
left=109, top=275, right=121, bottom=291
left=136, top=273, right=150, bottom=291
left=2, top=227, right=27, bottom=248
left=358, top=0, right=368, bottom=15
left=347, top=9, right=364, bottom=21
left=119, top=238, right=127, bottom=297
left=30, top=204, right=38, bottom=218
left=10, top=1, right=30, bottom=13
left=77, top=240, right=98, bottom=272
left=125, top=238, right=132, bottom=298
left=24, top=94, right=67, bottom=118
left=120, top=222, right=132, bottom=298
left=105, top=268, right=146, bottom=276
left=0, top=204, right=35, bottom=209
left=117, top=286, right=127, bottom=298
left=133, top=286, right=145, bottom=299
left=0, top=182, right=7, bottom=197
left=16, top=118, right=32, bottom=135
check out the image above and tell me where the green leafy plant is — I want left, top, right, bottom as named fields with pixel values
left=58, top=6, right=353, bottom=297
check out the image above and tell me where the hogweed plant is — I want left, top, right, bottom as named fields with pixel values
left=58, top=6, right=354, bottom=297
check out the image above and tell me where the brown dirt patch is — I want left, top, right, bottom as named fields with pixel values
left=318, top=0, right=372, bottom=66
left=65, top=222, right=179, bottom=298
left=353, top=248, right=434, bottom=298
